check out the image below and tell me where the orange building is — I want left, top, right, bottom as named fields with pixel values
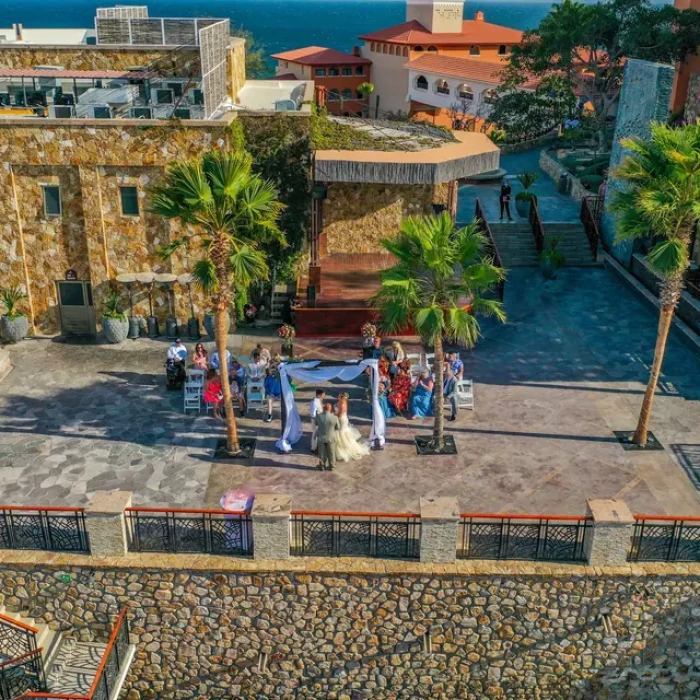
left=671, top=0, right=700, bottom=113
left=271, top=46, right=371, bottom=116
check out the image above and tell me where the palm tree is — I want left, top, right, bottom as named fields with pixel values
left=609, top=123, right=700, bottom=447
left=149, top=151, right=284, bottom=455
left=371, top=212, right=506, bottom=452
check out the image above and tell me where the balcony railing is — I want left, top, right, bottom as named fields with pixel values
left=290, top=511, right=421, bottom=559
left=629, top=516, right=700, bottom=562
left=580, top=196, right=602, bottom=258
left=22, top=607, right=130, bottom=700
left=0, top=507, right=89, bottom=554
left=528, top=198, right=545, bottom=255
left=458, top=514, right=592, bottom=562
left=0, top=649, right=46, bottom=700
left=125, top=507, right=253, bottom=556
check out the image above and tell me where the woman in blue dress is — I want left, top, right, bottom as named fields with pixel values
left=409, top=370, right=434, bottom=419
left=377, top=380, right=395, bottom=419
left=264, top=354, right=282, bottom=423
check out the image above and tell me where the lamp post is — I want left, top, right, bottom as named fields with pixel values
left=178, top=273, right=200, bottom=340
left=135, top=271, right=158, bottom=338
left=154, top=273, right=178, bottom=339
left=115, top=273, right=140, bottom=339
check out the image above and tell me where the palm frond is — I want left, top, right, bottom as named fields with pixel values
left=157, top=238, right=188, bottom=262
left=192, top=258, right=217, bottom=293
left=647, top=238, right=689, bottom=277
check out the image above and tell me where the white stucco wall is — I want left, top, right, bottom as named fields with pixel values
left=359, top=44, right=411, bottom=115
left=407, top=69, right=497, bottom=117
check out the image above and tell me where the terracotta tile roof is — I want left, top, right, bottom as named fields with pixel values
left=404, top=54, right=540, bottom=89
left=359, top=19, right=523, bottom=46
left=271, top=46, right=371, bottom=66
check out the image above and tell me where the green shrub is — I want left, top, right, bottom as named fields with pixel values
left=580, top=174, right=604, bottom=191
left=515, top=190, right=537, bottom=202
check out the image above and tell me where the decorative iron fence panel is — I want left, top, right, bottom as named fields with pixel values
left=458, top=516, right=591, bottom=562
left=629, top=519, right=700, bottom=562
left=0, top=509, right=88, bottom=553
left=0, top=650, right=46, bottom=700
left=0, top=616, right=36, bottom=663
left=126, top=509, right=253, bottom=556
left=290, top=513, right=421, bottom=559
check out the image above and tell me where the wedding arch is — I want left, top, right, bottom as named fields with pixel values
left=275, top=359, right=385, bottom=453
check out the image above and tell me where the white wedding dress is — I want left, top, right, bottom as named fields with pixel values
left=335, top=413, right=371, bottom=462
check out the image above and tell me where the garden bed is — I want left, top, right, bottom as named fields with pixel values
left=539, top=148, right=610, bottom=201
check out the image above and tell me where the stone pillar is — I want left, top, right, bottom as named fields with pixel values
left=419, top=496, right=459, bottom=563
left=252, top=494, right=292, bottom=560
left=584, top=498, right=635, bottom=566
left=601, top=59, right=674, bottom=265
left=84, top=490, right=132, bottom=557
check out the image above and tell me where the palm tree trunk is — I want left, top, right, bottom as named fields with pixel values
left=432, top=334, right=445, bottom=451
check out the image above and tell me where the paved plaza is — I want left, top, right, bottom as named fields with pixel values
left=1, top=267, right=700, bottom=515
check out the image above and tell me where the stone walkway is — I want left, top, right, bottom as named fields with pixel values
left=1, top=267, right=699, bottom=515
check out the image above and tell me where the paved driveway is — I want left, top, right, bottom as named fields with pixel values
left=1, top=267, right=699, bottom=515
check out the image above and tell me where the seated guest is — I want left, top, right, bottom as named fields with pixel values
left=378, top=380, right=396, bottom=419
left=167, top=337, right=188, bottom=363
left=251, top=342, right=271, bottom=365
left=210, top=348, right=232, bottom=374
left=409, top=370, right=434, bottom=419
left=378, top=355, right=391, bottom=384
left=370, top=336, right=384, bottom=359
left=203, top=369, right=224, bottom=420
left=385, top=341, right=405, bottom=376
left=447, top=352, right=464, bottom=380
left=230, top=358, right=246, bottom=388
left=192, top=342, right=209, bottom=370
left=388, top=366, right=411, bottom=415
left=263, top=354, right=282, bottom=423
left=230, top=376, right=246, bottom=414
left=250, top=351, right=267, bottom=378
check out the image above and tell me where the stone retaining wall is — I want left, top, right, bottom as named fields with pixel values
left=539, top=149, right=590, bottom=202
left=2, top=556, right=700, bottom=699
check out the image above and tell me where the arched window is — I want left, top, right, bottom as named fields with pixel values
left=328, top=89, right=340, bottom=102
left=498, top=45, right=508, bottom=56
left=370, top=42, right=376, bottom=52
left=382, top=44, right=388, bottom=54
left=389, top=45, right=395, bottom=55
left=415, top=75, right=428, bottom=91
left=457, top=84, right=474, bottom=101
left=427, top=46, right=437, bottom=52
left=469, top=46, right=480, bottom=56
left=355, top=65, right=364, bottom=75
left=329, top=66, right=340, bottom=76
left=413, top=45, right=424, bottom=52
left=402, top=47, right=408, bottom=57
left=342, top=67, right=352, bottom=76
left=435, top=79, right=450, bottom=95
left=483, top=88, right=498, bottom=104
left=342, top=88, right=352, bottom=100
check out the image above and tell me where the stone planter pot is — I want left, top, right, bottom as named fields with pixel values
left=102, top=316, right=129, bottom=344
left=515, top=198, right=529, bottom=218
left=0, top=314, right=28, bottom=344
left=204, top=312, right=231, bottom=341
left=541, top=258, right=558, bottom=280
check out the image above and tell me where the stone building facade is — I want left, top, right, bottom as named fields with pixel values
left=1, top=554, right=700, bottom=699
left=0, top=119, right=234, bottom=333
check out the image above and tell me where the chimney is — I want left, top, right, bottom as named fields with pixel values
left=13, top=23, right=23, bottom=41
left=474, top=11, right=484, bottom=22
left=352, top=46, right=361, bottom=57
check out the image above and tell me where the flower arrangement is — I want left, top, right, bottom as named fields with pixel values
left=279, top=324, right=296, bottom=339
left=361, top=322, right=377, bottom=338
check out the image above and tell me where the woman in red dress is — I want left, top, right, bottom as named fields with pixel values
left=203, top=369, right=224, bottom=419
left=388, top=367, right=411, bottom=415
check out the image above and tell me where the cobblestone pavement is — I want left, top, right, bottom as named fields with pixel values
left=1, top=267, right=700, bottom=514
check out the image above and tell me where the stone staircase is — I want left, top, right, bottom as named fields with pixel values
left=489, top=223, right=539, bottom=267
left=544, top=222, right=599, bottom=266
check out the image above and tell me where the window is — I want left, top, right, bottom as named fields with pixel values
left=457, top=84, right=474, bottom=100
left=342, top=67, right=352, bottom=76
left=483, top=88, right=498, bottom=104
left=416, top=75, right=428, bottom=91
left=435, top=79, right=450, bottom=95
left=469, top=46, right=480, bottom=56
left=120, top=186, right=139, bottom=217
left=329, top=67, right=340, bottom=76
left=402, top=47, right=408, bottom=57
left=389, top=45, right=395, bottom=55
left=370, top=42, right=376, bottom=52
left=283, top=61, right=289, bottom=68
left=314, top=67, right=326, bottom=77
left=382, top=44, right=388, bottom=54
left=413, top=46, right=424, bottom=52
left=355, top=65, right=364, bottom=75
left=498, top=45, right=508, bottom=56
left=328, top=89, right=340, bottom=102
left=42, top=185, right=61, bottom=217
left=342, top=88, right=352, bottom=100
left=356, top=90, right=364, bottom=99
left=427, top=46, right=437, bottom=52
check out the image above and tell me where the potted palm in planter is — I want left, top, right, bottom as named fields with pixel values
left=515, top=171, right=540, bottom=218
left=539, top=236, right=566, bottom=279
left=102, top=290, right=129, bottom=344
left=0, top=286, right=29, bottom=343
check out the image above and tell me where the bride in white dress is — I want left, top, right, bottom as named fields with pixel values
left=335, top=392, right=371, bottom=462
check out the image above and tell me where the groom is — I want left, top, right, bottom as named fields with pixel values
left=315, top=403, right=339, bottom=471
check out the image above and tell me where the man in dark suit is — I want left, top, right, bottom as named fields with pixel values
left=499, top=182, right=513, bottom=222
left=444, top=368, right=458, bottom=422
left=314, top=403, right=340, bottom=471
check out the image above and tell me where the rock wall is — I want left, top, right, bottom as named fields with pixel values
left=0, top=119, right=232, bottom=333
left=601, top=59, right=674, bottom=266
left=684, top=72, right=700, bottom=123
left=2, top=560, right=700, bottom=699
left=321, top=182, right=450, bottom=256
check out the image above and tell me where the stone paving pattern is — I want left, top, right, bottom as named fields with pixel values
left=1, top=267, right=699, bottom=515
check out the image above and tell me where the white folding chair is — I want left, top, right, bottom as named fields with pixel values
left=425, top=352, right=435, bottom=367
left=410, top=364, right=423, bottom=382
left=246, top=378, right=266, bottom=412
left=188, top=368, right=205, bottom=387
left=456, top=379, right=474, bottom=410
left=406, top=352, right=421, bottom=366
left=184, top=382, right=202, bottom=413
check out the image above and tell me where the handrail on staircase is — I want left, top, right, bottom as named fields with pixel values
left=581, top=196, right=603, bottom=258
left=474, top=199, right=505, bottom=301
left=528, top=198, right=545, bottom=255
left=0, top=614, right=39, bottom=635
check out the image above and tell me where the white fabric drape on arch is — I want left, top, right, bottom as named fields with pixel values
left=275, top=359, right=385, bottom=453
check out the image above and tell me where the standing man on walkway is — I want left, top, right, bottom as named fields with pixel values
left=499, top=182, right=513, bottom=222
left=315, top=403, right=339, bottom=471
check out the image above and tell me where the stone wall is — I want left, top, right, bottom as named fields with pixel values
left=321, top=182, right=450, bottom=256
left=0, top=45, right=200, bottom=75
left=2, top=556, right=700, bottom=699
left=0, top=119, right=233, bottom=333
left=684, top=72, right=700, bottom=123
left=539, top=149, right=595, bottom=203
